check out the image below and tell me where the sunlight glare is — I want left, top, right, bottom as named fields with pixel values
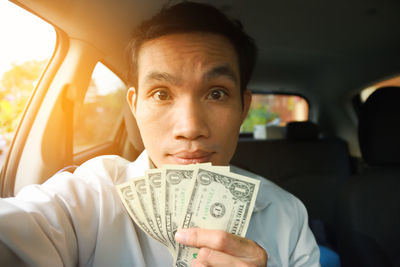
left=0, top=1, right=56, bottom=76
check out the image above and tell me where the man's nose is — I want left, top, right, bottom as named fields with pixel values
left=172, top=98, right=210, bottom=140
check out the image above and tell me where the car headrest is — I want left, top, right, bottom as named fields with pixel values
left=123, top=100, right=144, bottom=155
left=359, top=86, right=400, bottom=166
left=285, top=121, right=319, bottom=140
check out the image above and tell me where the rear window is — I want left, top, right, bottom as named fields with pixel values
left=240, top=93, right=309, bottom=138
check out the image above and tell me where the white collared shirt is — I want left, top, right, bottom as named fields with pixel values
left=0, top=151, right=320, bottom=266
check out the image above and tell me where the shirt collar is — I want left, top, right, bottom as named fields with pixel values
left=124, top=150, right=151, bottom=179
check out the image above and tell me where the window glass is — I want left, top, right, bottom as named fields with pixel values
left=73, top=63, right=127, bottom=153
left=241, top=94, right=309, bottom=136
left=0, top=2, right=56, bottom=167
left=360, top=75, right=400, bottom=102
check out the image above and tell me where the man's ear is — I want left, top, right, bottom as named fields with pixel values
left=127, top=87, right=137, bottom=117
left=241, top=89, right=252, bottom=122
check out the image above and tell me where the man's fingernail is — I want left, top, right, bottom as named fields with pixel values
left=175, top=229, right=188, bottom=243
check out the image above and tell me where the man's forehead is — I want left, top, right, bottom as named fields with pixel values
left=137, top=33, right=240, bottom=83
left=141, top=32, right=235, bottom=50
left=142, top=64, right=238, bottom=87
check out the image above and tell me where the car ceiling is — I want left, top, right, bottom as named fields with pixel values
left=11, top=0, right=400, bottom=101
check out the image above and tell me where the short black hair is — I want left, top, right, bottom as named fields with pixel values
left=126, top=1, right=257, bottom=100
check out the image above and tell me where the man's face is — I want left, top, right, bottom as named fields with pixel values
left=128, top=33, right=251, bottom=167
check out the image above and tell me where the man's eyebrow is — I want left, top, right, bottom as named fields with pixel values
left=203, top=65, right=238, bottom=84
left=144, top=71, right=181, bottom=85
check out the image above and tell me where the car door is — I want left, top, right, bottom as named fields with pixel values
left=0, top=1, right=136, bottom=197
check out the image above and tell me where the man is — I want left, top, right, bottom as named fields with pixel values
left=0, top=2, right=320, bottom=266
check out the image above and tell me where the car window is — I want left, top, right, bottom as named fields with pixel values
left=240, top=93, right=309, bottom=138
left=0, top=1, right=56, bottom=168
left=73, top=62, right=127, bottom=154
left=360, top=75, right=400, bottom=102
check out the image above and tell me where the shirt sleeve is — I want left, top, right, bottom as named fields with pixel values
left=0, top=155, right=134, bottom=267
left=289, top=198, right=321, bottom=267
left=0, top=170, right=99, bottom=267
left=246, top=180, right=320, bottom=267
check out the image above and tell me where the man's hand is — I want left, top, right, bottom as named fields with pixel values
left=175, top=228, right=268, bottom=267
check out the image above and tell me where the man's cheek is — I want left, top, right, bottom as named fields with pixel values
left=216, top=112, right=242, bottom=132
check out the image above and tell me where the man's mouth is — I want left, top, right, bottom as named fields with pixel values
left=168, top=150, right=215, bottom=164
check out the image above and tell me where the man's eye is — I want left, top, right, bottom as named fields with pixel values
left=151, top=90, right=170, bottom=101
left=207, top=89, right=227, bottom=101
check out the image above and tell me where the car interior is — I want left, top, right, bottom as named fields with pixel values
left=1, top=0, right=400, bottom=266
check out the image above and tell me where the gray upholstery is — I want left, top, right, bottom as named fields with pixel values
left=336, top=87, right=400, bottom=267
left=231, top=121, right=352, bottom=249
left=285, top=121, right=319, bottom=140
left=231, top=136, right=351, bottom=185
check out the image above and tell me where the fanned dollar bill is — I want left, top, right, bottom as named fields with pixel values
left=130, top=177, right=168, bottom=245
left=145, top=169, right=174, bottom=251
left=175, top=167, right=260, bottom=267
left=116, top=163, right=259, bottom=267
left=116, top=182, right=159, bottom=241
left=161, top=165, right=198, bottom=250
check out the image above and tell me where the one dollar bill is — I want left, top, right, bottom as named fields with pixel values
left=175, top=167, right=260, bottom=267
left=116, top=164, right=259, bottom=267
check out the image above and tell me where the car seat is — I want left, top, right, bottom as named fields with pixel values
left=336, top=86, right=400, bottom=267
